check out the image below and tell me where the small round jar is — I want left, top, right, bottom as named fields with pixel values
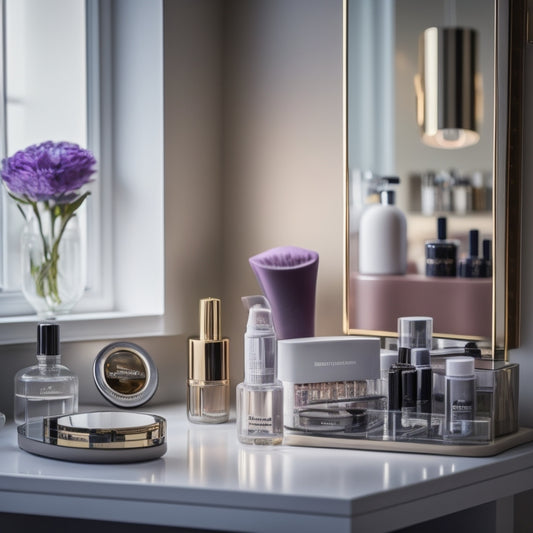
left=425, top=240, right=458, bottom=277
left=93, top=342, right=158, bottom=408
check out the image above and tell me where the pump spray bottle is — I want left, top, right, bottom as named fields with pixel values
left=236, top=296, right=283, bottom=445
left=358, top=176, right=407, bottom=275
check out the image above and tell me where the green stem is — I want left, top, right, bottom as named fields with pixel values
left=25, top=193, right=90, bottom=308
left=30, top=202, right=51, bottom=260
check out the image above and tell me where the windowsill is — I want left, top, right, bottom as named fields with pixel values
left=0, top=311, right=169, bottom=345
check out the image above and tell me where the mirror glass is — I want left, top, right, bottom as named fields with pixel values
left=345, top=0, right=499, bottom=345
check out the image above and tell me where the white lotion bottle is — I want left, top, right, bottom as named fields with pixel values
left=358, top=176, right=407, bottom=275
left=237, top=296, right=283, bottom=445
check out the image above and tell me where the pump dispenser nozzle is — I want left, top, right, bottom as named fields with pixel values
left=241, top=295, right=276, bottom=385
left=378, top=176, right=400, bottom=206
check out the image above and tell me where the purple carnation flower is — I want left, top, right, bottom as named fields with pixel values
left=0, top=141, right=96, bottom=202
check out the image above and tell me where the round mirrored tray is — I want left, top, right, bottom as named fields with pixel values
left=18, top=411, right=167, bottom=463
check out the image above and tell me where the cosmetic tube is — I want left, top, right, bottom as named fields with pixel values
left=388, top=365, right=403, bottom=435
left=401, top=366, right=417, bottom=427
left=445, top=357, right=475, bottom=437
left=410, top=348, right=432, bottom=415
left=188, top=298, right=230, bottom=424
left=388, top=360, right=417, bottom=431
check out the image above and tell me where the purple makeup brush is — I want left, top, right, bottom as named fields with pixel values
left=249, top=246, right=319, bottom=340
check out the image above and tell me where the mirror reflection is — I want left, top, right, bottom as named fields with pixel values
left=347, top=0, right=494, bottom=340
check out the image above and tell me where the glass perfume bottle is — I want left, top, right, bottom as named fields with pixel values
left=237, top=296, right=283, bottom=445
left=14, top=323, right=79, bottom=431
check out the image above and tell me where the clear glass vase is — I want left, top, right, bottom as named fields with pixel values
left=21, top=209, right=85, bottom=317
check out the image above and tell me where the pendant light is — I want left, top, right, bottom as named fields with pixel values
left=414, top=26, right=479, bottom=149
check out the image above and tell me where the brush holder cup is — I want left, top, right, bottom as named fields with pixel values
left=249, top=246, right=319, bottom=340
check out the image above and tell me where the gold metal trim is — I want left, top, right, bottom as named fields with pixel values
left=504, top=0, right=525, bottom=351
left=43, top=412, right=167, bottom=450
left=342, top=0, right=349, bottom=336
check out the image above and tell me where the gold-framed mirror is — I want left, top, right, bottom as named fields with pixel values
left=343, top=0, right=524, bottom=358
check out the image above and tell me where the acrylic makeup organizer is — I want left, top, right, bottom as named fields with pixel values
left=278, top=337, right=533, bottom=457
left=282, top=380, right=533, bottom=456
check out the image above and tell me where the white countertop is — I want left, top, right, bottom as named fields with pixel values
left=1, top=405, right=533, bottom=532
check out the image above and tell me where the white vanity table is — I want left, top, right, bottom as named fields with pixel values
left=1, top=405, right=533, bottom=533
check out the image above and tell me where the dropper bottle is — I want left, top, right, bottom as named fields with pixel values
left=187, top=297, right=230, bottom=423
left=236, top=296, right=283, bottom=445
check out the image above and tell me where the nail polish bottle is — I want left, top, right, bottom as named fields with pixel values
left=187, top=298, right=230, bottom=424
left=237, top=296, right=283, bottom=445
left=425, top=217, right=458, bottom=277
left=458, top=230, right=484, bottom=278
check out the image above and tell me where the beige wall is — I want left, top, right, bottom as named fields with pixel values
left=0, top=0, right=344, bottom=414
left=220, top=0, right=344, bottom=384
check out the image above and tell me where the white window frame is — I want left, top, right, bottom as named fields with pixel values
left=0, top=0, right=169, bottom=344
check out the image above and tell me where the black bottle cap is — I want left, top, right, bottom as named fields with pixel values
left=37, top=322, right=60, bottom=356
left=380, top=176, right=400, bottom=186
left=437, top=217, right=447, bottom=240
left=483, top=239, right=491, bottom=260
left=469, top=229, right=479, bottom=258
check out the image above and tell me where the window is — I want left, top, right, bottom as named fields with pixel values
left=0, top=0, right=104, bottom=315
left=0, top=0, right=166, bottom=343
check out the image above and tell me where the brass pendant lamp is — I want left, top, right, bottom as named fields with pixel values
left=415, top=26, right=480, bottom=149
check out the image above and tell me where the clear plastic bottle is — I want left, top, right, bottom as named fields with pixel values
left=237, top=296, right=283, bottom=445
left=445, top=356, right=476, bottom=437
left=14, top=323, right=78, bottom=430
